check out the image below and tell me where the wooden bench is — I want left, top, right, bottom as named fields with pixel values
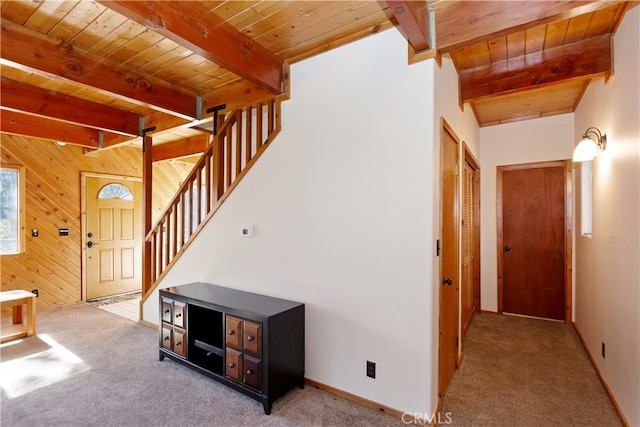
left=1, top=290, right=36, bottom=343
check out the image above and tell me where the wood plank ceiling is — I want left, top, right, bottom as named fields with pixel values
left=0, top=0, right=632, bottom=155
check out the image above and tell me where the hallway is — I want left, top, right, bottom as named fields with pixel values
left=441, top=314, right=622, bottom=426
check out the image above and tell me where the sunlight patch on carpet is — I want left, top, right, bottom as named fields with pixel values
left=0, top=334, right=90, bottom=398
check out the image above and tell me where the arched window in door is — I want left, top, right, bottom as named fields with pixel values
left=98, top=183, right=133, bottom=200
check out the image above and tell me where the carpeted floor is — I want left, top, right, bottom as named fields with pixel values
left=1, top=305, right=623, bottom=427
left=1, top=303, right=401, bottom=427
left=441, top=313, right=623, bottom=427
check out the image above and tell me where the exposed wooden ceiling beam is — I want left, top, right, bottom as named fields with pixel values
left=0, top=108, right=133, bottom=149
left=0, top=19, right=198, bottom=120
left=432, top=0, right=623, bottom=53
left=387, top=1, right=430, bottom=51
left=152, top=134, right=209, bottom=163
left=1, top=109, right=99, bottom=148
left=0, top=77, right=141, bottom=137
left=98, top=0, right=285, bottom=95
left=460, top=34, right=612, bottom=103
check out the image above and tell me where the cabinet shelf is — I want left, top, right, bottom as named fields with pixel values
left=193, top=339, right=224, bottom=357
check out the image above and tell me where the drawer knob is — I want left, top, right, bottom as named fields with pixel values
left=164, top=336, right=169, bottom=341
left=176, top=313, right=182, bottom=318
left=164, top=309, right=170, bottom=314
left=228, top=363, right=235, bottom=368
left=246, top=369, right=253, bottom=375
left=246, top=336, right=254, bottom=342
left=176, top=341, right=181, bottom=346
left=228, top=330, right=234, bottom=335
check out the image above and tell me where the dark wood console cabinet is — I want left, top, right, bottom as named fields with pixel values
left=159, top=282, right=305, bottom=414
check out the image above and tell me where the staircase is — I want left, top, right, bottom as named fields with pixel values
left=142, top=99, right=281, bottom=300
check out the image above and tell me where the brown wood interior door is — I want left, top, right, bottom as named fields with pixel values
left=499, top=164, right=566, bottom=321
left=86, top=176, right=142, bottom=300
left=461, top=159, right=480, bottom=336
left=439, top=124, right=459, bottom=400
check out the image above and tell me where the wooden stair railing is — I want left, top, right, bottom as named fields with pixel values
left=142, top=99, right=281, bottom=298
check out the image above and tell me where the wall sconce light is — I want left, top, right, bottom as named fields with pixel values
left=573, top=127, right=607, bottom=162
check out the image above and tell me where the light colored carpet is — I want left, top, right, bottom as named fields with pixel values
left=1, top=303, right=401, bottom=427
left=441, top=313, right=623, bottom=427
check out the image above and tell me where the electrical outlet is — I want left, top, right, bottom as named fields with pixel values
left=366, top=361, right=376, bottom=379
left=32, top=289, right=39, bottom=297
left=602, top=342, right=605, bottom=359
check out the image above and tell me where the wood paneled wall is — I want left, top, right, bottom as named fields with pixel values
left=1, top=134, right=193, bottom=313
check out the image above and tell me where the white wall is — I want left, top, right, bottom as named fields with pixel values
left=144, top=29, right=441, bottom=415
left=573, top=6, right=640, bottom=426
left=479, top=114, right=575, bottom=312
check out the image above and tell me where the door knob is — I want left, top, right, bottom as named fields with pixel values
left=443, top=278, right=452, bottom=286
left=87, top=241, right=99, bottom=248
left=504, top=246, right=511, bottom=252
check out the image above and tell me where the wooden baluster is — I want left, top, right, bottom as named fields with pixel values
left=257, top=103, right=264, bottom=148
left=245, top=106, right=252, bottom=165
left=156, top=221, right=165, bottom=274
left=213, top=134, right=223, bottom=203
left=163, top=217, right=170, bottom=270
left=187, top=179, right=193, bottom=238
left=225, top=126, right=232, bottom=191
left=171, top=203, right=178, bottom=258
left=196, top=168, right=202, bottom=226
left=205, top=149, right=211, bottom=215
left=150, top=230, right=156, bottom=284
left=179, top=193, right=185, bottom=249
left=235, top=110, right=242, bottom=182
left=268, top=99, right=275, bottom=134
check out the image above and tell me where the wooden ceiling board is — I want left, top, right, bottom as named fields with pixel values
left=488, top=36, right=508, bottom=63
left=210, top=0, right=264, bottom=21
left=564, top=13, right=593, bottom=44
left=255, top=1, right=379, bottom=51
left=24, top=0, right=78, bottom=34
left=269, top=4, right=396, bottom=61
left=0, top=0, right=43, bottom=25
left=525, top=26, right=546, bottom=54
left=473, top=80, right=588, bottom=127
left=506, top=30, right=526, bottom=59
left=68, top=9, right=128, bottom=51
left=48, top=1, right=104, bottom=41
left=94, top=20, right=155, bottom=59
left=544, top=19, right=570, bottom=49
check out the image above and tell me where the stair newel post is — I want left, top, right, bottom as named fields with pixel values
left=142, top=132, right=154, bottom=295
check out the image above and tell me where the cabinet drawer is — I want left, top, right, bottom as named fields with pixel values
left=225, top=347, right=243, bottom=381
left=173, top=301, right=186, bottom=328
left=243, top=320, right=262, bottom=356
left=243, top=354, right=262, bottom=391
left=225, top=315, right=242, bottom=348
left=173, top=328, right=187, bottom=357
left=161, top=325, right=172, bottom=350
left=161, top=298, right=173, bottom=323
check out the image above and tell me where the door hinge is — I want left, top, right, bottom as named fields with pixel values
left=455, top=164, right=460, bottom=175
left=436, top=239, right=440, bottom=256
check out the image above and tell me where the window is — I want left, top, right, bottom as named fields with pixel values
left=98, top=183, right=133, bottom=200
left=581, top=161, right=593, bottom=236
left=0, top=166, right=25, bottom=254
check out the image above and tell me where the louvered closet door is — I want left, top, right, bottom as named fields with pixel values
left=461, top=161, right=478, bottom=335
